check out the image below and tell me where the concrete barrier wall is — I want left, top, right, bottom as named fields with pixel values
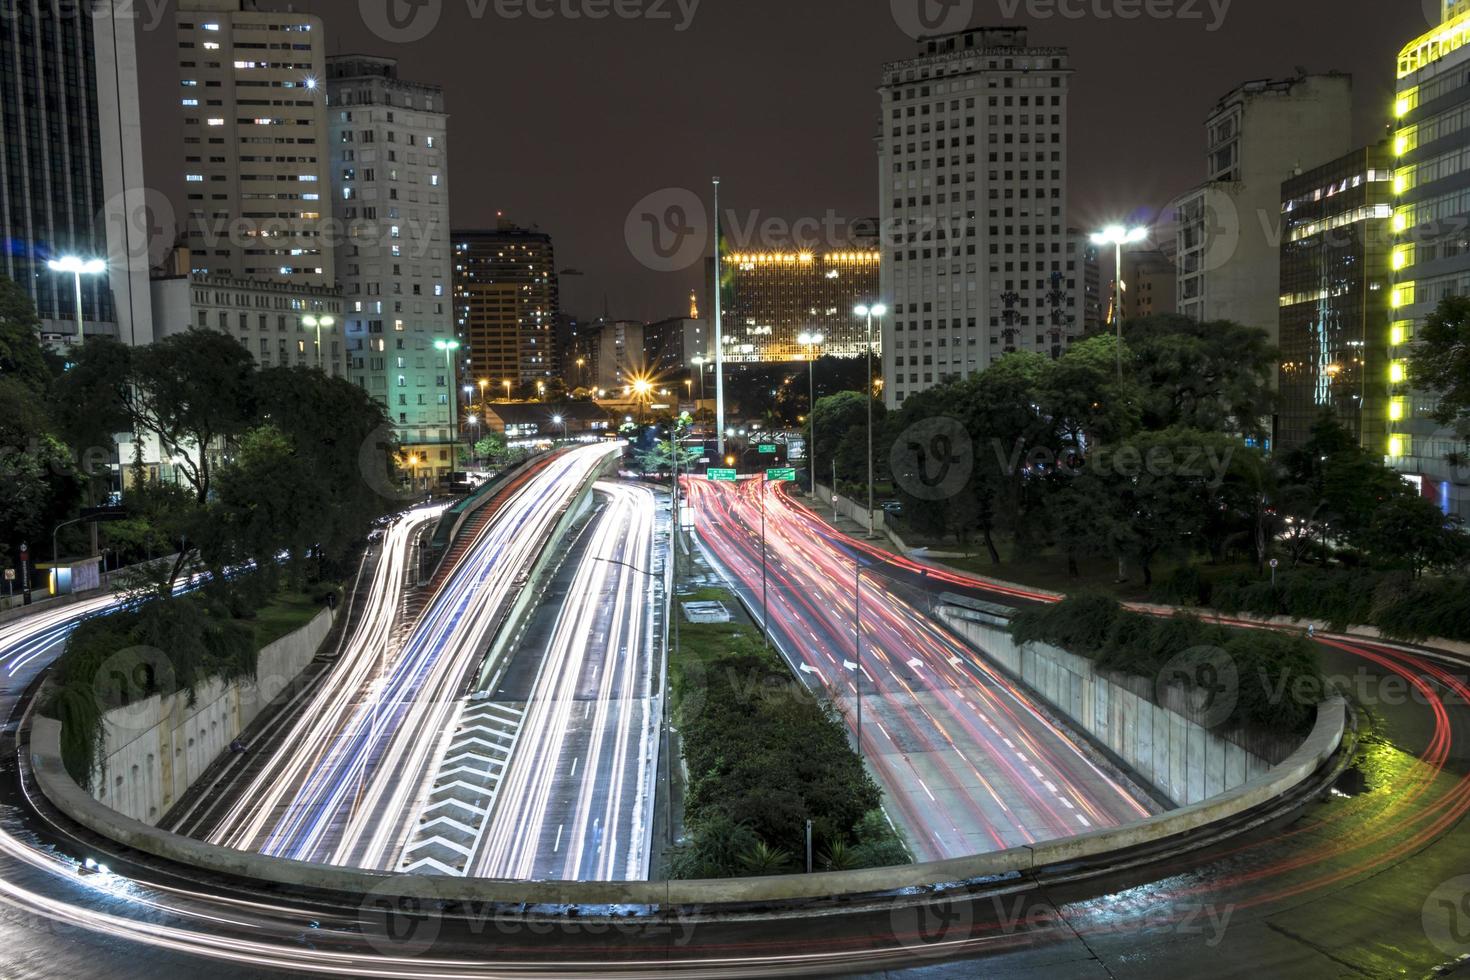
left=939, top=610, right=1276, bottom=806
left=27, top=694, right=1343, bottom=908
left=91, top=608, right=333, bottom=824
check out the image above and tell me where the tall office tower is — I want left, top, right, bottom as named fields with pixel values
left=1170, top=74, right=1353, bottom=344
left=327, top=55, right=453, bottom=483
left=1390, top=10, right=1470, bottom=519
left=0, top=2, right=152, bottom=346
left=453, top=222, right=559, bottom=392
left=175, top=0, right=333, bottom=287
left=1277, top=144, right=1394, bottom=454
left=714, top=249, right=881, bottom=364
left=1122, top=250, right=1179, bottom=321
left=877, top=27, right=1083, bottom=407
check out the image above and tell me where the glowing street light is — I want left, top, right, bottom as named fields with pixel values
left=1089, top=224, right=1149, bottom=381
left=798, top=332, right=825, bottom=497
left=46, top=256, right=106, bottom=342
left=434, top=338, right=462, bottom=458
left=302, top=314, right=337, bottom=372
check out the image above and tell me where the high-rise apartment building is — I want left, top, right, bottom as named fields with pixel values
left=1390, top=8, right=1470, bottom=518
left=1170, top=74, right=1353, bottom=343
left=1121, top=250, right=1179, bottom=321
left=715, top=250, right=880, bottom=364
left=453, top=222, right=559, bottom=391
left=175, top=0, right=333, bottom=287
left=877, top=27, right=1085, bottom=407
left=1, top=1, right=152, bottom=345
left=327, top=55, right=454, bottom=481
left=1277, top=144, right=1394, bottom=454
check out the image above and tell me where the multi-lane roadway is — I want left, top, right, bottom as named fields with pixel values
left=685, top=475, right=1157, bottom=860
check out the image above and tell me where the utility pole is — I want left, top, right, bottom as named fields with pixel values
left=713, top=177, right=727, bottom=458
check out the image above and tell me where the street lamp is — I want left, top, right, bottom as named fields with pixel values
left=854, top=303, right=887, bottom=539
left=504, top=379, right=513, bottom=401
left=302, top=314, right=337, bottom=372
left=576, top=357, right=588, bottom=390
left=46, top=256, right=106, bottom=342
left=552, top=414, right=568, bottom=441
left=1089, top=224, right=1149, bottom=381
left=798, top=331, right=825, bottom=497
left=434, top=338, right=462, bottom=465
left=691, top=356, right=707, bottom=402
left=478, top=378, right=489, bottom=414
left=632, top=377, right=654, bottom=423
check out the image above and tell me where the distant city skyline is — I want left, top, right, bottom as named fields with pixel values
left=128, top=2, right=1428, bottom=322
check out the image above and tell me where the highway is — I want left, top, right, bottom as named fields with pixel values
left=0, top=536, right=1469, bottom=973
left=466, top=481, right=661, bottom=881
left=205, top=443, right=620, bottom=870
left=684, top=475, right=1157, bottom=860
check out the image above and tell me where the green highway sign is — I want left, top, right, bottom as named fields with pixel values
left=766, top=468, right=797, bottom=482
left=708, top=468, right=739, bottom=482
left=758, top=444, right=778, bottom=455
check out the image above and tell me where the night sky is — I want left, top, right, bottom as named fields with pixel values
left=135, top=0, right=1432, bottom=322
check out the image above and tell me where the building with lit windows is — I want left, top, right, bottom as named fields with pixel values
left=1389, top=4, right=1470, bottom=519
left=714, top=250, right=880, bottom=364
left=327, top=54, right=454, bottom=483
left=150, top=247, right=344, bottom=373
left=877, top=28, right=1090, bottom=407
left=175, top=0, right=333, bottom=287
left=453, top=222, right=560, bottom=391
left=1121, top=250, right=1179, bottom=321
left=1277, top=144, right=1394, bottom=454
left=1170, top=74, right=1353, bottom=345
left=0, top=1, right=152, bottom=346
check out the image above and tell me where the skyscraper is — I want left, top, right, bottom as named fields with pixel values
left=1170, top=74, right=1353, bottom=343
left=877, top=27, right=1085, bottom=407
left=453, top=222, right=559, bottom=393
left=0, top=1, right=151, bottom=345
left=715, top=249, right=880, bottom=364
left=1277, top=144, right=1394, bottom=453
left=1390, top=8, right=1470, bottom=519
left=175, top=0, right=333, bottom=287
left=327, top=55, right=454, bottom=482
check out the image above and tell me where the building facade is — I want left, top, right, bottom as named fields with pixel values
left=0, top=1, right=152, bottom=345
left=1123, top=249, right=1179, bottom=321
left=327, top=54, right=454, bottom=483
left=590, top=320, right=647, bottom=392
left=1390, top=8, right=1470, bottom=518
left=644, top=315, right=712, bottom=391
left=1170, top=74, right=1353, bottom=344
left=878, top=27, right=1086, bottom=407
left=715, top=250, right=880, bottom=364
left=175, top=0, right=333, bottom=287
left=150, top=247, right=344, bottom=374
left=453, top=222, right=559, bottom=390
left=1277, top=144, right=1394, bottom=453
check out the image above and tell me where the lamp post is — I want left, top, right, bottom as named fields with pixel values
left=690, top=356, right=707, bottom=402
left=854, top=304, right=887, bottom=539
left=552, top=414, right=567, bottom=442
left=633, top=378, right=653, bottom=424
left=576, top=357, right=588, bottom=391
left=504, top=379, right=513, bottom=402
left=302, top=314, right=337, bottom=372
left=434, top=338, right=462, bottom=465
left=46, top=256, right=106, bottom=343
left=1089, top=225, right=1149, bottom=382
left=798, top=331, right=825, bottom=497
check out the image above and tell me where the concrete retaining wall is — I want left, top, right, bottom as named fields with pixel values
left=27, top=694, right=1343, bottom=907
left=939, top=610, right=1278, bottom=806
left=91, top=608, right=333, bottom=824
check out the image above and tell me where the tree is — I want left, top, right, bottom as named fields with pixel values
left=0, top=275, right=50, bottom=396
left=1408, top=295, right=1470, bottom=431
left=127, top=330, right=257, bottom=505
left=1358, top=494, right=1467, bottom=578
left=812, top=391, right=884, bottom=485
left=1122, top=315, right=1277, bottom=441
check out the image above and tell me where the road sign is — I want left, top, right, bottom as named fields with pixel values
left=758, top=444, right=778, bottom=455
left=708, top=468, right=739, bottom=482
left=766, top=468, right=797, bottom=482
left=3, top=570, right=13, bottom=582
